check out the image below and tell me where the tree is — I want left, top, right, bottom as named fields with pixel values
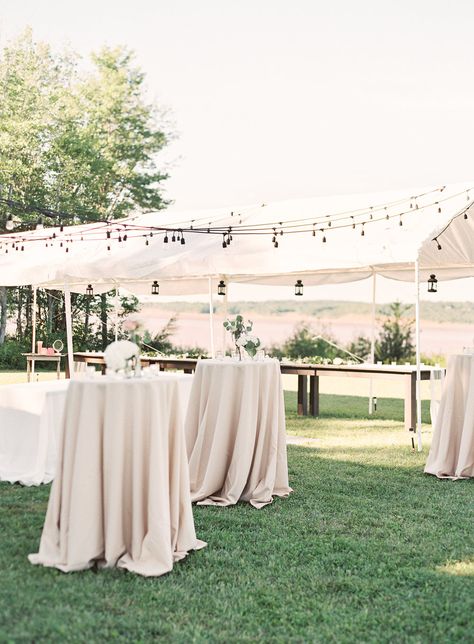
left=375, top=301, right=415, bottom=363
left=0, top=31, right=170, bottom=349
left=270, top=322, right=346, bottom=361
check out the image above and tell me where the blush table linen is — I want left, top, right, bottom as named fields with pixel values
left=0, top=379, right=69, bottom=486
left=425, top=354, right=474, bottom=479
left=29, top=374, right=206, bottom=576
left=185, top=359, right=292, bottom=509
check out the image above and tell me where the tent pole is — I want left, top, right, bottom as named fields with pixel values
left=368, top=272, right=376, bottom=414
left=208, top=277, right=215, bottom=358
left=415, top=260, right=423, bottom=451
left=114, top=286, right=120, bottom=342
left=222, top=277, right=228, bottom=353
left=64, top=283, right=74, bottom=379
left=31, top=286, right=37, bottom=381
left=31, top=286, right=37, bottom=354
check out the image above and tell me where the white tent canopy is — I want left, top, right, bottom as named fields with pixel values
left=1, top=182, right=473, bottom=451
left=1, top=183, right=473, bottom=293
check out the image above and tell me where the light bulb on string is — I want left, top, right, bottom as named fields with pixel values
left=399, top=216, right=403, bottom=226
left=361, top=224, right=365, bottom=236
left=164, top=233, right=169, bottom=243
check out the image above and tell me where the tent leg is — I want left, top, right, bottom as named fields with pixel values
left=31, top=287, right=37, bottom=381
left=222, top=278, right=228, bottom=354
left=64, top=283, right=74, bottom=379
left=369, top=272, right=376, bottom=414
left=414, top=260, right=423, bottom=451
left=208, top=277, right=215, bottom=358
left=114, top=287, right=120, bottom=342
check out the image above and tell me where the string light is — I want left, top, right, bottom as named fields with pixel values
left=1, top=185, right=471, bottom=257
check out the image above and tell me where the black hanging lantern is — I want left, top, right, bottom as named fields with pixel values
left=427, top=274, right=438, bottom=293
left=217, top=280, right=226, bottom=296
left=151, top=280, right=160, bottom=295
left=295, top=279, right=304, bottom=296
left=86, top=284, right=94, bottom=297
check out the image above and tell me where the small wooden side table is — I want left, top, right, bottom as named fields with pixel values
left=22, top=353, right=64, bottom=382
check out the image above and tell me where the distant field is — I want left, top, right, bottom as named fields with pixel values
left=138, top=301, right=474, bottom=357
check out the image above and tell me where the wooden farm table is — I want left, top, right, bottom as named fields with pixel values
left=23, top=353, right=64, bottom=382
left=72, top=352, right=197, bottom=375
left=72, top=353, right=438, bottom=432
left=281, top=362, right=440, bottom=433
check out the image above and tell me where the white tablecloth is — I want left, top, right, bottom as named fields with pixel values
left=29, top=373, right=206, bottom=576
left=425, top=354, right=474, bottom=479
left=0, top=380, right=69, bottom=486
left=185, top=359, right=292, bottom=509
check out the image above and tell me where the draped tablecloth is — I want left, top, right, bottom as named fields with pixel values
left=185, top=359, right=292, bottom=509
left=29, top=374, right=206, bottom=576
left=0, top=380, right=69, bottom=486
left=425, top=354, right=474, bottom=479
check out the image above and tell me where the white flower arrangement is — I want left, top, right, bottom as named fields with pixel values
left=223, top=315, right=261, bottom=358
left=104, top=340, right=140, bottom=373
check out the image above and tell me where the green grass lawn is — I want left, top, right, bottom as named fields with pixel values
left=0, top=391, right=472, bottom=641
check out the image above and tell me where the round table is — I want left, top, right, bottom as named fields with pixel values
left=425, top=354, right=474, bottom=479
left=185, top=358, right=292, bottom=508
left=29, top=374, right=206, bottom=576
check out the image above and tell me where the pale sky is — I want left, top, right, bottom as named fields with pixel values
left=1, top=0, right=474, bottom=302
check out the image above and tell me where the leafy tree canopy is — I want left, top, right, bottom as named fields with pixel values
left=0, top=28, right=169, bottom=227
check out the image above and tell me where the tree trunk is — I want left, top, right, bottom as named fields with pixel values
left=84, top=296, right=90, bottom=339
left=17, top=287, right=23, bottom=339
left=100, top=294, right=108, bottom=350
left=25, top=286, right=32, bottom=336
left=47, top=292, right=55, bottom=335
left=0, top=286, right=7, bottom=344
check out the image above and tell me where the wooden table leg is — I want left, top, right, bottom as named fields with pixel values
left=297, top=375, right=308, bottom=416
left=57, top=359, right=60, bottom=379
left=404, top=373, right=416, bottom=432
left=27, top=358, right=31, bottom=383
left=310, top=374, right=319, bottom=417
